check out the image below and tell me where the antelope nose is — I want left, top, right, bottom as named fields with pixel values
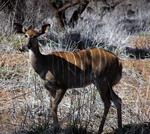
left=19, top=44, right=29, bottom=52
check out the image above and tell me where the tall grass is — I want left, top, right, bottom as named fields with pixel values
left=0, top=0, right=150, bottom=133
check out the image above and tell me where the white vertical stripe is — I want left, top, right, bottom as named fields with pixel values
left=102, top=49, right=106, bottom=68
left=97, top=49, right=101, bottom=72
left=64, top=52, right=69, bottom=87
left=58, top=52, right=65, bottom=80
left=76, top=52, right=83, bottom=70
left=71, top=52, right=76, bottom=66
left=89, top=49, right=93, bottom=69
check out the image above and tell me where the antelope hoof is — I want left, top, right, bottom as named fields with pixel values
left=52, top=123, right=61, bottom=133
left=98, top=129, right=103, bottom=134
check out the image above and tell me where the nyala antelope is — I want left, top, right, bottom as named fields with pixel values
left=15, top=23, right=123, bottom=134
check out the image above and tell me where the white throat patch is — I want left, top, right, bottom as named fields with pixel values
left=29, top=50, right=33, bottom=60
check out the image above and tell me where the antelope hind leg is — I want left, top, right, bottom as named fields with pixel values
left=95, top=80, right=111, bottom=134
left=110, top=88, right=122, bottom=129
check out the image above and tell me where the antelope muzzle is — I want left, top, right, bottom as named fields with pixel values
left=19, top=44, right=29, bottom=52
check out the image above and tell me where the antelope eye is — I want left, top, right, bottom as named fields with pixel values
left=25, top=34, right=28, bottom=38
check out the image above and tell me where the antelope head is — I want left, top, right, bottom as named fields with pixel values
left=14, top=23, right=50, bottom=52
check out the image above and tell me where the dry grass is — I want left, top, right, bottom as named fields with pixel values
left=129, top=35, right=150, bottom=49
left=0, top=47, right=150, bottom=134
left=0, top=0, right=150, bottom=133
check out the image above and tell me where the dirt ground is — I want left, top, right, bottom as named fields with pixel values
left=0, top=52, right=150, bottom=134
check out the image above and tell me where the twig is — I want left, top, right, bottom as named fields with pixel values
left=0, top=90, right=33, bottom=103
left=58, top=0, right=80, bottom=12
left=0, top=0, right=10, bottom=11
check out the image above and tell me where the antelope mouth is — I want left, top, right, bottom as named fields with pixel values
left=19, top=44, right=29, bottom=52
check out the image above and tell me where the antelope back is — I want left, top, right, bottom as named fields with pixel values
left=50, top=48, right=122, bottom=87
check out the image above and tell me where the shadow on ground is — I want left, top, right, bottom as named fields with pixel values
left=14, top=122, right=150, bottom=134
left=14, top=125, right=93, bottom=134
left=109, top=122, right=150, bottom=134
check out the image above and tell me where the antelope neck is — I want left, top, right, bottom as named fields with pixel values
left=30, top=45, right=41, bottom=56
left=30, top=45, right=42, bottom=65
left=29, top=47, right=49, bottom=80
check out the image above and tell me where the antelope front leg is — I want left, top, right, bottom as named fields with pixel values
left=51, top=89, right=66, bottom=124
left=44, top=81, right=59, bottom=124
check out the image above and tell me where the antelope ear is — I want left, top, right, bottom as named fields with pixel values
left=14, top=23, right=25, bottom=33
left=22, top=27, right=28, bottom=33
left=27, top=25, right=34, bottom=30
left=41, top=24, right=50, bottom=34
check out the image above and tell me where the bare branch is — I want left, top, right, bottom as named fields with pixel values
left=0, top=0, right=10, bottom=11
left=58, top=0, right=80, bottom=12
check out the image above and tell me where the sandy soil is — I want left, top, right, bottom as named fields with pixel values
left=0, top=52, right=150, bottom=134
